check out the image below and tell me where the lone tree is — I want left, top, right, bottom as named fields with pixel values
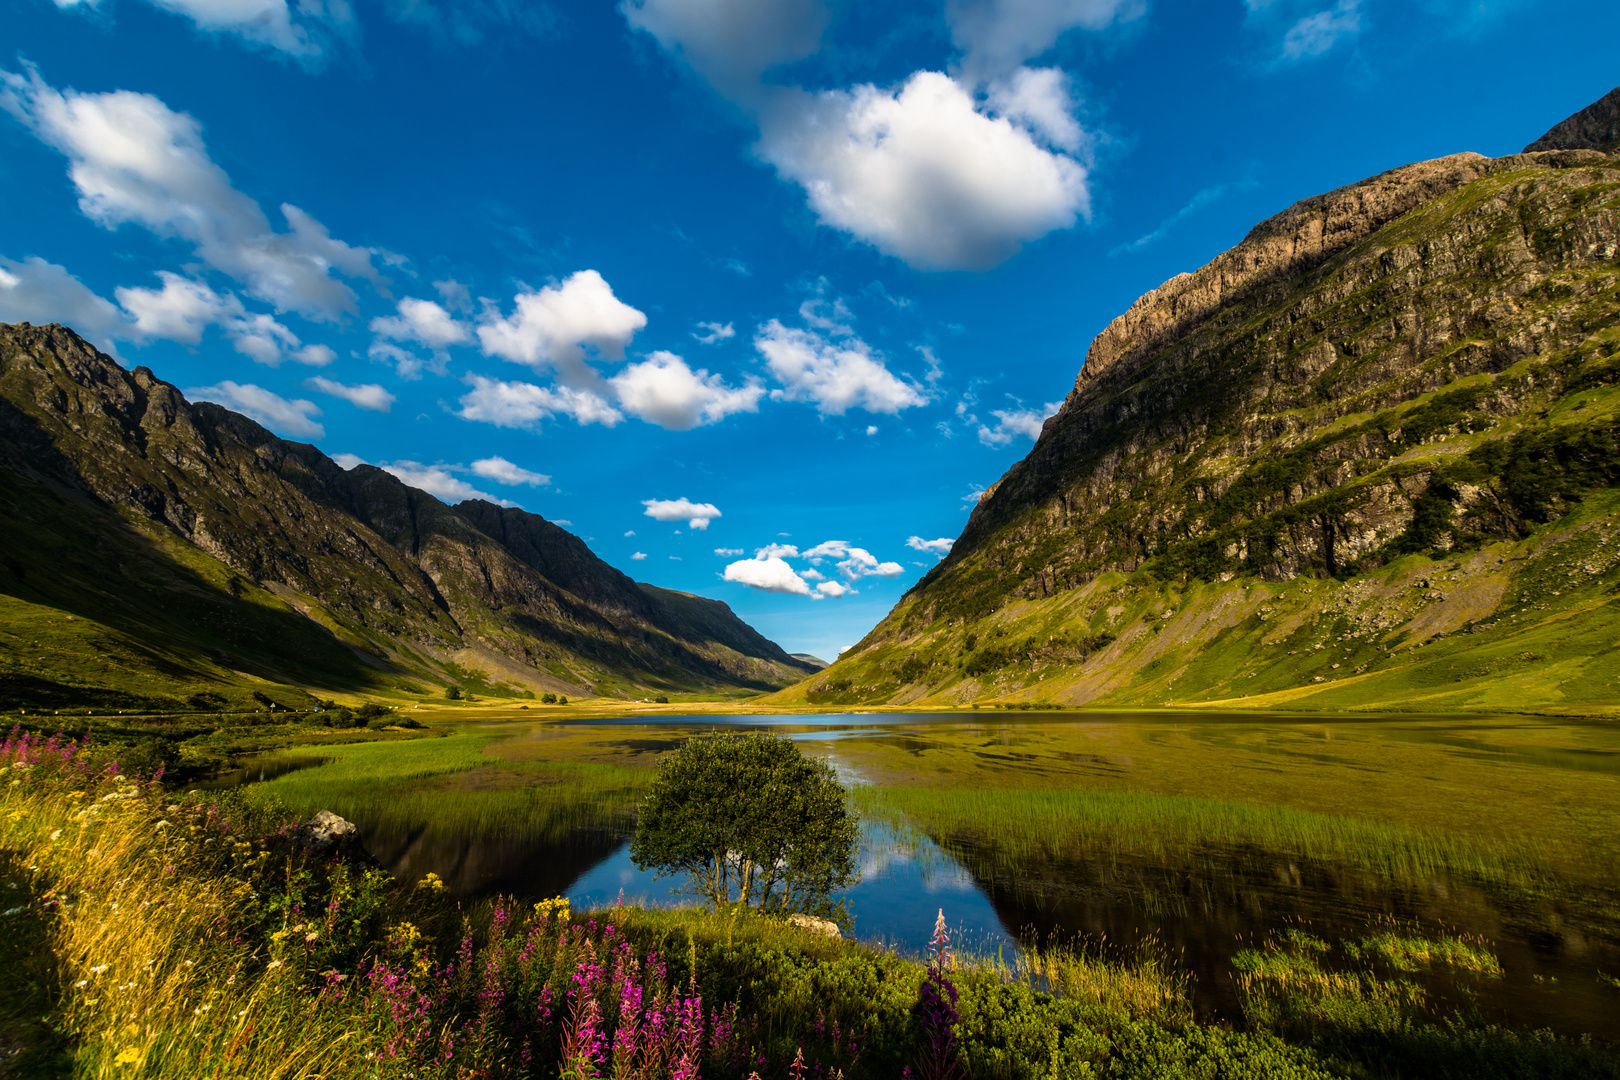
left=629, top=732, right=858, bottom=913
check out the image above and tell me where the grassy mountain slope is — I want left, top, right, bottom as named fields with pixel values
left=774, top=102, right=1620, bottom=714
left=0, top=323, right=814, bottom=709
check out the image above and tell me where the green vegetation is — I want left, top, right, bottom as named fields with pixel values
left=630, top=733, right=858, bottom=914
left=6, top=732, right=1616, bottom=1079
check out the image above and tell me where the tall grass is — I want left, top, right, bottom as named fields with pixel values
left=852, top=784, right=1555, bottom=893
left=252, top=734, right=648, bottom=841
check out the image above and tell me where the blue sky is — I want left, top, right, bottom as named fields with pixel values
left=1, top=0, right=1614, bottom=661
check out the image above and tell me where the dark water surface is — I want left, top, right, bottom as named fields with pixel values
left=230, top=711, right=1620, bottom=1039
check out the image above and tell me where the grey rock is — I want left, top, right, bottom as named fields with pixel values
left=1524, top=86, right=1620, bottom=154
left=293, top=810, right=377, bottom=865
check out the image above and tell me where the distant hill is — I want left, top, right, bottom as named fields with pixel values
left=0, top=323, right=816, bottom=711
left=773, top=87, right=1620, bottom=715
left=789, top=653, right=830, bottom=670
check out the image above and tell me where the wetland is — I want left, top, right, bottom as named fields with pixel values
left=237, top=708, right=1620, bottom=1041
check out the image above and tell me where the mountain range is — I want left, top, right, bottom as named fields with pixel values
left=0, top=323, right=814, bottom=712
left=773, top=86, right=1620, bottom=715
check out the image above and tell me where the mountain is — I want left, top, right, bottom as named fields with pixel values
left=775, top=88, right=1620, bottom=715
left=0, top=323, right=815, bottom=711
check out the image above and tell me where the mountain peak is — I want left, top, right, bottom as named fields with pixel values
left=1524, top=85, right=1620, bottom=153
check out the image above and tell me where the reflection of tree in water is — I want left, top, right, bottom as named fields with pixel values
left=365, top=823, right=628, bottom=902
left=942, top=835, right=1620, bottom=1039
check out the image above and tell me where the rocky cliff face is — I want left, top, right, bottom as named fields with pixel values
left=0, top=324, right=813, bottom=708
left=777, top=89, right=1620, bottom=715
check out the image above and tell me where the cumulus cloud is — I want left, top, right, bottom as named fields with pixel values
left=907, top=536, right=954, bottom=555
left=714, top=547, right=743, bottom=556
left=723, top=555, right=812, bottom=595
left=470, top=456, right=550, bottom=487
left=621, top=0, right=827, bottom=101
left=1280, top=0, right=1361, bottom=58
left=0, top=254, right=132, bottom=354
left=755, top=542, right=799, bottom=559
left=756, top=320, right=927, bottom=416
left=305, top=376, right=395, bottom=412
left=815, top=580, right=851, bottom=597
left=0, top=67, right=389, bottom=321
left=693, top=320, right=735, bottom=344
left=947, top=0, right=1141, bottom=80
left=330, top=452, right=366, bottom=469
left=138, top=0, right=355, bottom=60
left=371, top=296, right=471, bottom=353
left=631, top=551, right=648, bottom=560
left=477, top=270, right=646, bottom=384
left=609, top=350, right=764, bottom=430
left=376, top=460, right=506, bottom=505
left=977, top=400, right=1062, bottom=445
left=369, top=341, right=439, bottom=380
left=188, top=380, right=323, bottom=439
left=456, top=374, right=623, bottom=429
left=626, top=0, right=1097, bottom=270
left=756, top=74, right=1088, bottom=270
left=642, top=497, right=721, bottom=530
left=802, top=539, right=904, bottom=580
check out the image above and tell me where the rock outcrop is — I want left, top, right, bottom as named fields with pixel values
left=771, top=88, right=1620, bottom=715
left=1525, top=86, right=1620, bottom=154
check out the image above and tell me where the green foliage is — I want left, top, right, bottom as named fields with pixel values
left=444, top=685, right=462, bottom=701
left=629, top=732, right=859, bottom=913
left=540, top=692, right=557, bottom=704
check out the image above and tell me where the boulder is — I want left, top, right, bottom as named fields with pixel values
left=787, top=913, right=841, bottom=939
left=292, top=810, right=377, bottom=866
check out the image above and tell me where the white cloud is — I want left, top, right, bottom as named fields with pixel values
left=865, top=425, right=878, bottom=436
left=305, top=376, right=395, bottom=412
left=0, top=68, right=388, bottom=321
left=369, top=341, right=439, bottom=380
left=755, top=543, right=799, bottom=559
left=470, top=456, right=550, bottom=487
left=609, top=350, right=764, bottom=430
left=801, top=539, right=904, bottom=580
left=140, top=0, right=353, bottom=59
left=188, top=380, right=323, bottom=439
left=376, top=460, right=507, bottom=505
left=1281, top=0, right=1361, bottom=58
left=477, top=270, right=646, bottom=386
left=713, top=547, right=743, bottom=556
left=626, top=530, right=638, bottom=537
left=977, top=400, right=1062, bottom=445
left=0, top=254, right=132, bottom=354
left=371, top=296, right=471, bottom=352
left=723, top=555, right=812, bottom=595
left=631, top=551, right=648, bottom=560
left=756, top=320, right=927, bottom=416
left=800, top=567, right=825, bottom=581
left=642, top=497, right=721, bottom=530
left=621, top=0, right=827, bottom=101
left=456, top=374, right=624, bottom=429
left=693, top=320, right=735, bottom=344
left=757, top=73, right=1088, bottom=270
left=907, top=536, right=954, bottom=555
left=116, top=271, right=237, bottom=344
left=984, top=66, right=1085, bottom=153
left=947, top=0, right=1140, bottom=80
left=815, top=580, right=851, bottom=597
left=330, top=452, right=366, bottom=469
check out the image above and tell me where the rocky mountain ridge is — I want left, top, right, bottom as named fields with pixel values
left=0, top=323, right=813, bottom=709
left=775, top=87, right=1620, bottom=715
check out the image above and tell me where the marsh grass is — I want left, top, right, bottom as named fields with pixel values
left=853, top=784, right=1554, bottom=894
left=250, top=734, right=648, bottom=841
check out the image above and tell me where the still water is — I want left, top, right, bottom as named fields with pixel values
left=236, top=711, right=1620, bottom=1038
